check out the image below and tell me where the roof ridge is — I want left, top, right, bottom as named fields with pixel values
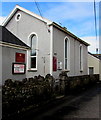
left=2, top=5, right=52, bottom=26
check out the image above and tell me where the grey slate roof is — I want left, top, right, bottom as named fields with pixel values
left=88, top=52, right=101, bottom=60
left=93, top=54, right=101, bottom=60
left=0, top=26, right=30, bottom=49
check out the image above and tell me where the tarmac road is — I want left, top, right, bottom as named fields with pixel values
left=31, top=83, right=101, bottom=120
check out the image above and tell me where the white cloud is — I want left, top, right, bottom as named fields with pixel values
left=0, top=16, right=6, bottom=25
left=44, top=2, right=94, bottom=22
left=43, top=2, right=99, bottom=38
left=80, top=36, right=99, bottom=53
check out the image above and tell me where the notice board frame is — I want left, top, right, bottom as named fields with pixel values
left=12, top=63, right=26, bottom=74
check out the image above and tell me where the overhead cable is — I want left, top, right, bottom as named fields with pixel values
left=34, top=0, right=50, bottom=32
left=34, top=0, right=43, bottom=19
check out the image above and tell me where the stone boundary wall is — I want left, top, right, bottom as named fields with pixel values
left=2, top=73, right=99, bottom=119
left=59, top=72, right=99, bottom=94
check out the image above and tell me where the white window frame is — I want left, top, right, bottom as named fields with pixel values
left=89, top=67, right=94, bottom=74
left=79, top=44, right=83, bottom=71
left=64, top=36, right=70, bottom=71
left=15, top=13, right=21, bottom=21
left=28, top=32, right=38, bottom=71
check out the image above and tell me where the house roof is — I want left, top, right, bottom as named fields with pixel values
left=92, top=54, right=101, bottom=60
left=0, top=25, right=30, bottom=50
left=2, top=5, right=52, bottom=26
left=2, top=5, right=89, bottom=46
left=88, top=52, right=101, bottom=60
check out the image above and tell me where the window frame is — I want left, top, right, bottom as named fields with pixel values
left=79, top=44, right=83, bottom=71
left=15, top=13, right=21, bottom=21
left=89, top=67, right=94, bottom=74
left=64, top=36, right=70, bottom=71
left=28, top=32, right=38, bottom=71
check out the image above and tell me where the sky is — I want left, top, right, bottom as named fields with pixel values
left=0, top=1, right=100, bottom=53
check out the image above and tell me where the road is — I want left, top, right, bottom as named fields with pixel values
left=31, top=83, right=101, bottom=120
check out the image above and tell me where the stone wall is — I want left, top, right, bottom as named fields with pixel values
left=2, top=73, right=99, bottom=119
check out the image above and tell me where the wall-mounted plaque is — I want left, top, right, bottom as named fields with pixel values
left=12, top=63, right=26, bottom=74
left=16, top=53, right=25, bottom=63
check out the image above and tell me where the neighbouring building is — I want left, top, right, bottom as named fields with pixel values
left=93, top=54, right=101, bottom=60
left=2, top=5, right=89, bottom=82
left=0, top=26, right=30, bottom=84
left=88, top=52, right=101, bottom=80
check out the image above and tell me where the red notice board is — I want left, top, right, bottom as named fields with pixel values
left=53, top=56, right=57, bottom=71
left=16, top=53, right=25, bottom=63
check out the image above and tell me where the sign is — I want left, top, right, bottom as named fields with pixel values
left=53, top=56, right=57, bottom=71
left=12, top=63, right=26, bottom=74
left=58, top=61, right=62, bottom=70
left=16, top=53, right=25, bottom=63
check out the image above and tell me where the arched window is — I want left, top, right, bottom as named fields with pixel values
left=64, top=37, right=70, bottom=70
left=79, top=44, right=83, bottom=71
left=30, top=34, right=37, bottom=69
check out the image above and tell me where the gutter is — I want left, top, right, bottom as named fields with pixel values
left=0, top=41, right=31, bottom=51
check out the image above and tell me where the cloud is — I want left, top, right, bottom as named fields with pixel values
left=41, top=2, right=99, bottom=54
left=0, top=16, right=6, bottom=25
left=42, top=2, right=99, bottom=37
left=43, top=2, right=95, bottom=22
left=1, top=2, right=99, bottom=54
left=80, top=36, right=99, bottom=53
left=68, top=20, right=99, bottom=37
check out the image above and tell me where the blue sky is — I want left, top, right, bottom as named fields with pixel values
left=0, top=1, right=100, bottom=53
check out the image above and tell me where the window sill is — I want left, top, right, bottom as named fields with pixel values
left=57, top=68, right=62, bottom=70
left=80, top=70, right=83, bottom=72
left=62, top=70, right=70, bottom=72
left=28, top=69, right=37, bottom=72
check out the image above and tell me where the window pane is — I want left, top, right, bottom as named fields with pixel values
left=65, top=59, right=67, bottom=69
left=31, top=35, right=36, bottom=56
left=89, top=67, right=94, bottom=74
left=80, top=46, right=82, bottom=70
left=80, top=46, right=82, bottom=61
left=31, top=57, right=36, bottom=68
left=65, top=38, right=68, bottom=69
left=65, top=39, right=67, bottom=58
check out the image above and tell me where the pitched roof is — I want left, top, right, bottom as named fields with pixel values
left=0, top=26, right=30, bottom=49
left=93, top=54, right=101, bottom=60
left=2, top=5, right=52, bottom=26
left=2, top=5, right=89, bottom=46
left=88, top=52, right=101, bottom=60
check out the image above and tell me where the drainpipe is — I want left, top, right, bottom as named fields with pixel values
left=50, top=26, right=53, bottom=75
